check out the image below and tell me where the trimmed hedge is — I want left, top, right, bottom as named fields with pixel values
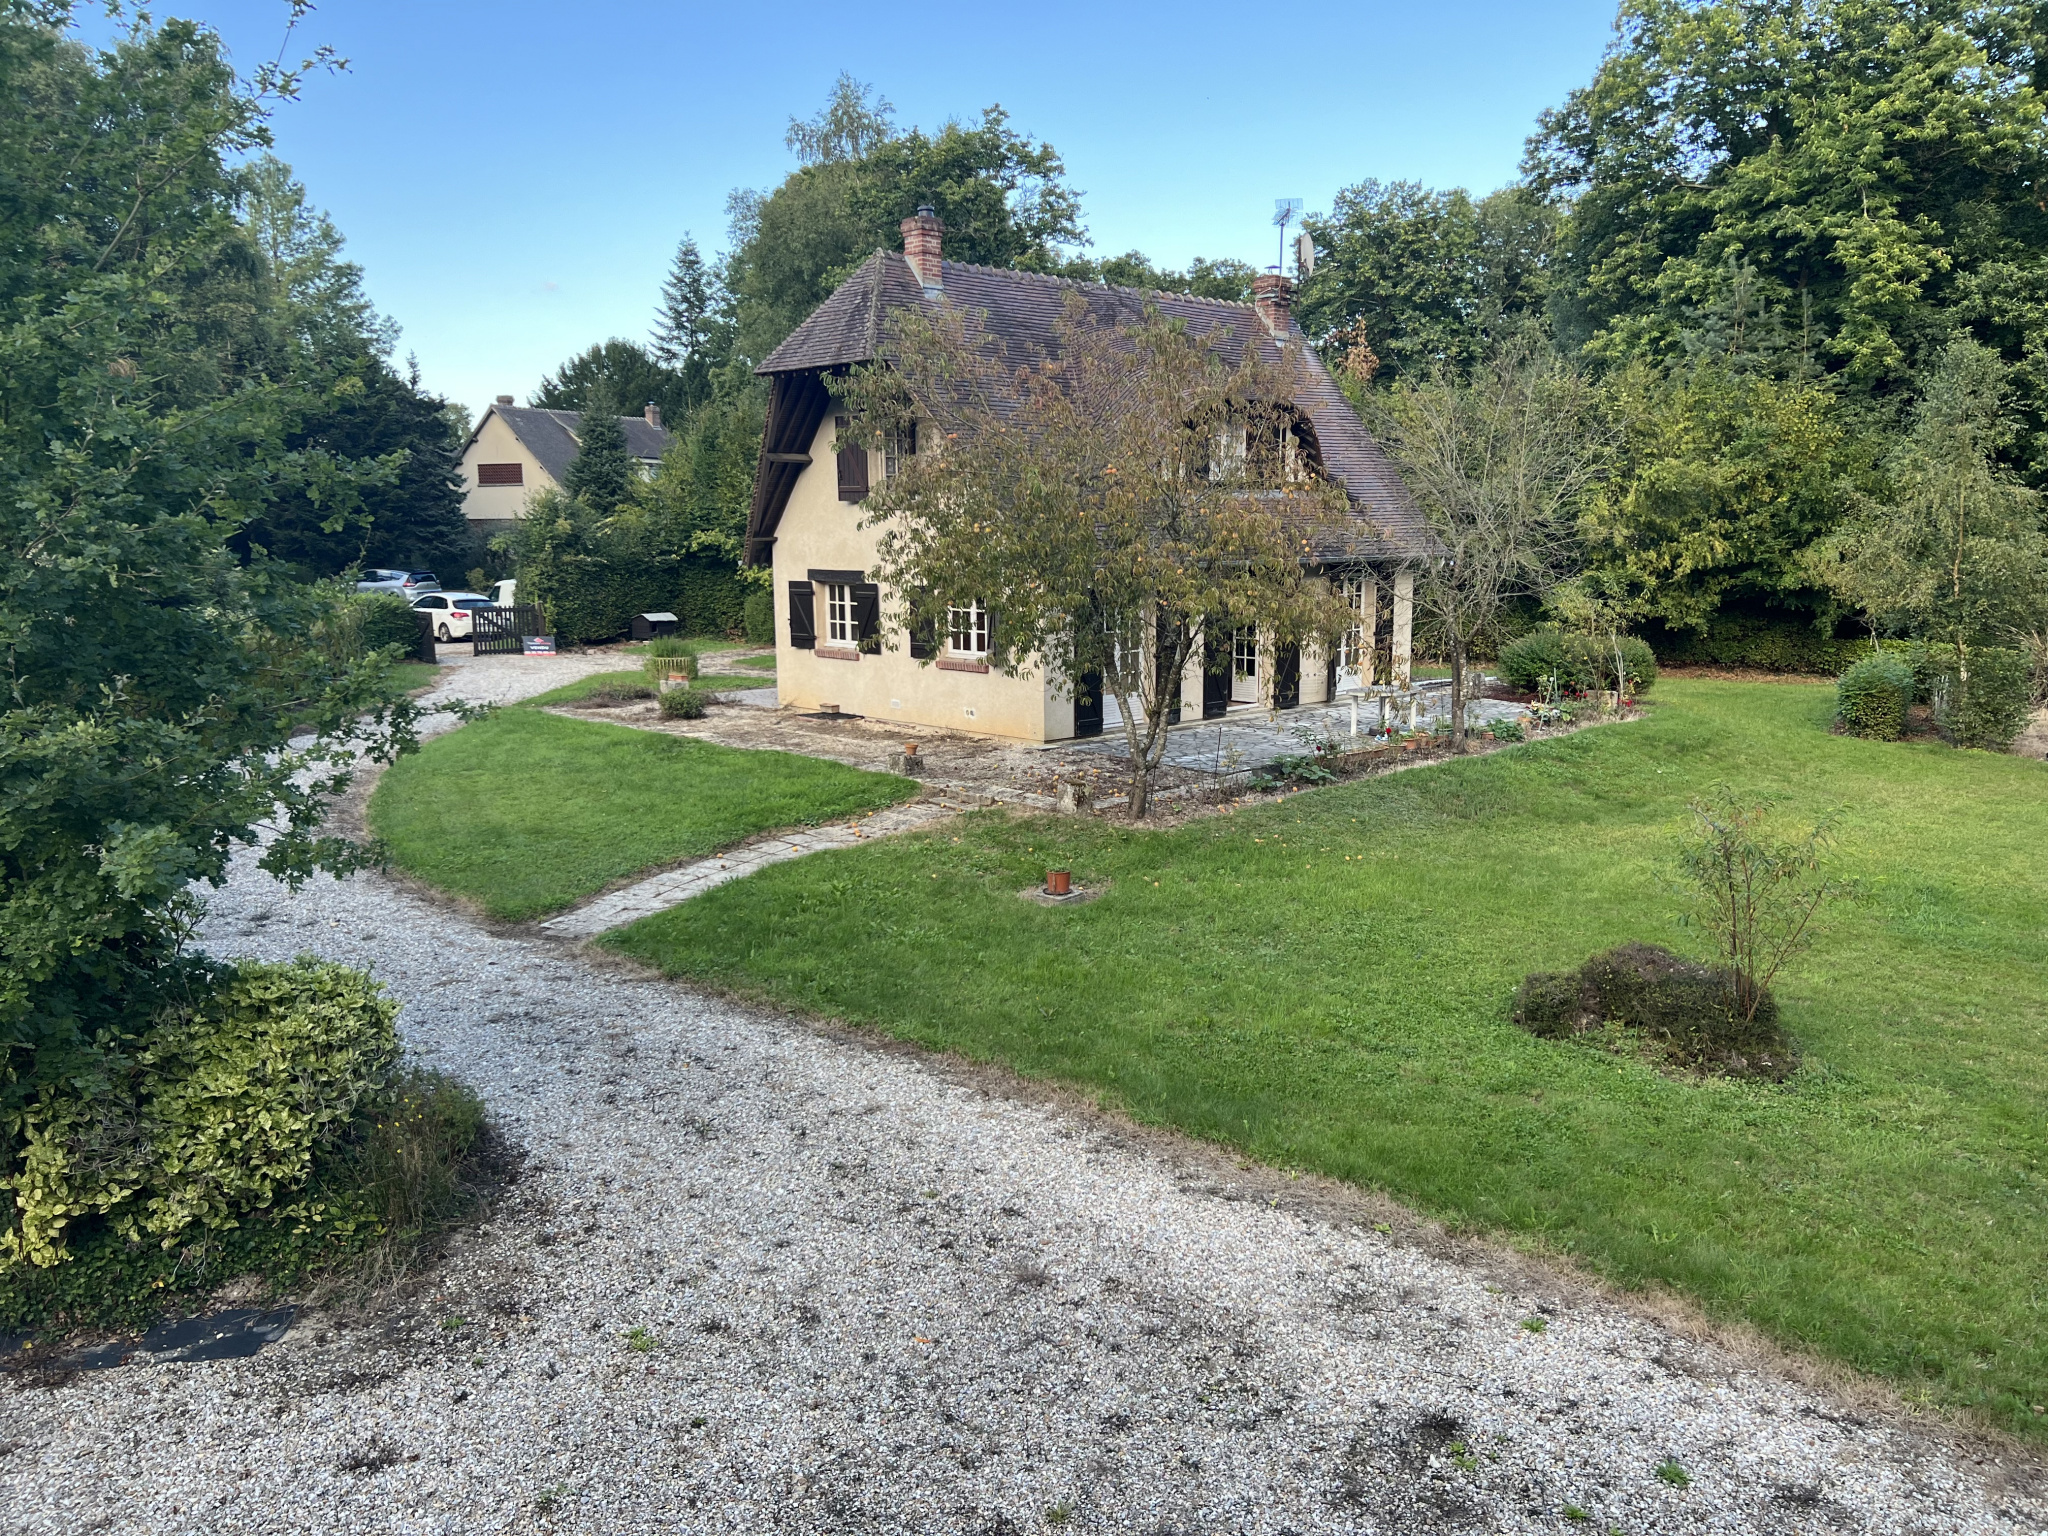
left=744, top=586, right=773, bottom=644
left=1642, top=615, right=1868, bottom=675
left=1836, top=652, right=1914, bottom=739
left=1934, top=646, right=2033, bottom=751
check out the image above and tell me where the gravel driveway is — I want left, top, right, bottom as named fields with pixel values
left=4, top=657, right=2041, bottom=1534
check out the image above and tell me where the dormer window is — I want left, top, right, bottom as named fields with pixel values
left=884, top=423, right=917, bottom=479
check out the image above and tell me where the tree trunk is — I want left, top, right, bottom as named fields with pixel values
left=1448, top=642, right=1467, bottom=751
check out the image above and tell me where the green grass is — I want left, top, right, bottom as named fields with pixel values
left=517, top=670, right=651, bottom=708
left=369, top=708, right=915, bottom=919
left=386, top=661, right=444, bottom=695
left=602, top=678, right=2048, bottom=1432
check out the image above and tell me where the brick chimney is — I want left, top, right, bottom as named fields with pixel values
left=495, top=394, right=514, bottom=406
left=1252, top=271, right=1293, bottom=338
left=643, top=401, right=662, bottom=429
left=901, top=205, right=944, bottom=294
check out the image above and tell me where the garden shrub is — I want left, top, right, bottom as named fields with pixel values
left=658, top=687, right=714, bottom=719
left=1497, top=627, right=1656, bottom=694
left=0, top=1065, right=488, bottom=1333
left=1, top=960, right=400, bottom=1272
left=1512, top=942, right=1794, bottom=1078
left=744, top=586, right=774, bottom=644
left=1933, top=646, right=2033, bottom=750
left=1836, top=652, right=1914, bottom=739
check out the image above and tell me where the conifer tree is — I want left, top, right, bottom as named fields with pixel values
left=564, top=391, right=635, bottom=514
left=653, top=235, right=717, bottom=414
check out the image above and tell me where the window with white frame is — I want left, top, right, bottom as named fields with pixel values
left=948, top=599, right=989, bottom=657
left=884, top=423, right=917, bottom=479
left=825, top=583, right=854, bottom=645
left=1334, top=574, right=1365, bottom=679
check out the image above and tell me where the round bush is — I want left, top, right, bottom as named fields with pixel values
left=658, top=686, right=713, bottom=719
left=1498, top=628, right=1578, bottom=692
left=1498, top=627, right=1655, bottom=694
left=1836, top=651, right=1913, bottom=739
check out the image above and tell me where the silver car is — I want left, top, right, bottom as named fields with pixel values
left=355, top=568, right=441, bottom=596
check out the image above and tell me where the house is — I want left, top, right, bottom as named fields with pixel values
left=457, top=398, right=672, bottom=535
left=745, top=208, right=1433, bottom=744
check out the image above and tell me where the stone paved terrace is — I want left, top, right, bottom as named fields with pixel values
left=1072, top=681, right=1531, bottom=775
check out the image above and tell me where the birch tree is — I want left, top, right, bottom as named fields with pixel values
left=1371, top=343, right=1605, bottom=747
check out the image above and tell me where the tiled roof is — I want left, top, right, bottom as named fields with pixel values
left=490, top=406, right=671, bottom=486
left=753, top=253, right=1430, bottom=562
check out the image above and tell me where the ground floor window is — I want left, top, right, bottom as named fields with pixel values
left=825, top=583, right=853, bottom=645
left=948, top=600, right=989, bottom=657
left=1231, top=627, right=1260, bottom=703
left=1335, top=575, right=1366, bottom=682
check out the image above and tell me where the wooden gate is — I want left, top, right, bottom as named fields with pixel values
left=471, top=603, right=548, bottom=656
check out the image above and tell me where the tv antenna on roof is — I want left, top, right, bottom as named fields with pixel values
left=1273, top=197, right=1303, bottom=273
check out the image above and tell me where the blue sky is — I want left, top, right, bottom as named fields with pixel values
left=92, top=1, right=1621, bottom=415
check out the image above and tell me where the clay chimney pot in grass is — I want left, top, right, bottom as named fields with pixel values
left=902, top=205, right=944, bottom=292
left=1252, top=272, right=1293, bottom=337
left=1046, top=869, right=1072, bottom=897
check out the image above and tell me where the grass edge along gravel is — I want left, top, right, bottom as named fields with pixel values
left=368, top=707, right=916, bottom=921
left=599, top=678, right=2048, bottom=1437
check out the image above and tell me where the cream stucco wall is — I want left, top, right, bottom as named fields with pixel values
left=458, top=411, right=555, bottom=525
left=770, top=411, right=1068, bottom=743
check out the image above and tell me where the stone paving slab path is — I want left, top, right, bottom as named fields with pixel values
left=538, top=800, right=954, bottom=938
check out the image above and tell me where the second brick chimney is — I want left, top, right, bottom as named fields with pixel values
left=1252, top=271, right=1293, bottom=338
left=644, top=402, right=662, bottom=429
left=901, top=205, right=944, bottom=294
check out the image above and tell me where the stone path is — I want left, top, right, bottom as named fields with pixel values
left=538, top=800, right=954, bottom=939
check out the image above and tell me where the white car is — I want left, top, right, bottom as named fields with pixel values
left=411, top=591, right=495, bottom=642
left=486, top=578, right=517, bottom=608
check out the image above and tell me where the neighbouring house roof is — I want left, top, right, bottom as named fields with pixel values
left=469, top=405, right=672, bottom=487
left=746, top=251, right=1431, bottom=566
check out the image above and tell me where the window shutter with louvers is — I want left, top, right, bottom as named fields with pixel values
left=851, top=582, right=881, bottom=651
left=834, top=416, right=869, bottom=502
left=787, top=581, right=815, bottom=649
left=907, top=600, right=938, bottom=661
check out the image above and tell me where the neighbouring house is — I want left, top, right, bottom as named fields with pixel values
left=458, top=398, right=672, bottom=536
left=746, top=208, right=1434, bottom=744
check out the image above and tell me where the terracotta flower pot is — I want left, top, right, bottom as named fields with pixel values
left=1046, top=869, right=1072, bottom=897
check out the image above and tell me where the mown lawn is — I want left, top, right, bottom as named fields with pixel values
left=369, top=708, right=914, bottom=920
left=519, top=670, right=650, bottom=707
left=602, top=678, right=2048, bottom=1432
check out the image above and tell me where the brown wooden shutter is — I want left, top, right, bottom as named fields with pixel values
left=907, top=600, right=938, bottom=660
left=477, top=462, right=524, bottom=487
left=852, top=582, right=881, bottom=651
left=834, top=416, right=869, bottom=502
left=787, top=581, right=815, bottom=648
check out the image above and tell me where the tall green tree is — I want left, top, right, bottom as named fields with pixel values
left=651, top=234, right=723, bottom=415
left=562, top=391, right=635, bottom=514
left=1297, top=181, right=1557, bottom=388
left=1527, top=0, right=2048, bottom=468
left=1807, top=339, right=2048, bottom=699
left=0, top=6, right=414, bottom=1142
left=721, top=75, right=1088, bottom=363
left=532, top=338, right=690, bottom=427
